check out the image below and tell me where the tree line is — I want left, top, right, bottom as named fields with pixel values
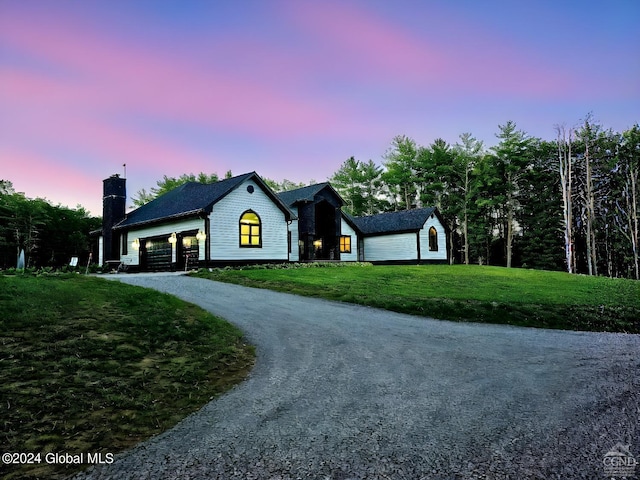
left=0, top=180, right=101, bottom=269
left=329, top=117, right=639, bottom=279
left=6, top=114, right=634, bottom=278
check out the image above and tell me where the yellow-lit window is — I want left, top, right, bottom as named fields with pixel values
left=429, top=226, right=438, bottom=251
left=240, top=211, right=261, bottom=247
left=339, top=235, right=351, bottom=253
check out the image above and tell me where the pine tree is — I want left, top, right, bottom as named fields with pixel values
left=490, top=121, right=533, bottom=268
left=382, top=135, right=419, bottom=210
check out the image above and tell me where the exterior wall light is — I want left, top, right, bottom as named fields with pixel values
left=168, top=232, right=177, bottom=244
left=131, top=238, right=140, bottom=250
left=196, top=230, right=207, bottom=241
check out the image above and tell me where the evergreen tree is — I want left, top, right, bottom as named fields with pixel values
left=382, top=135, right=419, bottom=210
left=490, top=121, right=534, bottom=268
left=132, top=172, right=220, bottom=207
left=330, top=157, right=364, bottom=215
left=261, top=177, right=306, bottom=193
left=517, top=140, right=565, bottom=271
left=469, top=153, right=504, bottom=265
left=416, top=139, right=457, bottom=263
left=330, top=157, right=385, bottom=216
left=359, top=160, right=388, bottom=215
left=453, top=133, right=484, bottom=265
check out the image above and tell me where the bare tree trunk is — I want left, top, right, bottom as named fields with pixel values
left=505, top=175, right=514, bottom=268
left=463, top=164, right=470, bottom=265
left=603, top=222, right=613, bottom=277
left=448, top=227, right=455, bottom=265
left=506, top=206, right=513, bottom=268
left=584, top=138, right=597, bottom=275
left=630, top=163, right=639, bottom=279
left=557, top=126, right=574, bottom=273
left=463, top=209, right=469, bottom=265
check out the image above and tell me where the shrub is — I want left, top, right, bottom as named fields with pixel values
left=198, top=262, right=372, bottom=275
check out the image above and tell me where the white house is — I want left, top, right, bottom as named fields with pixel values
left=344, top=208, right=448, bottom=264
left=98, top=172, right=296, bottom=271
left=96, top=172, right=448, bottom=271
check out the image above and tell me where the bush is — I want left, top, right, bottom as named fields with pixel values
left=88, top=263, right=103, bottom=274
left=198, top=262, right=372, bottom=275
left=0, top=265, right=99, bottom=276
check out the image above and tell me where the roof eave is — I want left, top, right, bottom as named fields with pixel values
left=113, top=209, right=205, bottom=231
left=360, top=228, right=421, bottom=237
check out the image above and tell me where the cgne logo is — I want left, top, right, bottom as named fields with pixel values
left=603, top=443, right=637, bottom=478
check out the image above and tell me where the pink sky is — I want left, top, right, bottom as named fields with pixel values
left=1, top=0, right=638, bottom=216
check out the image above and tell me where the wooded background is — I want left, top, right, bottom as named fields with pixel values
left=327, top=117, right=639, bottom=279
left=1, top=116, right=638, bottom=279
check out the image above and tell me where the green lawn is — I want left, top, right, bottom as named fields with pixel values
left=192, top=264, right=640, bottom=333
left=0, top=274, right=254, bottom=480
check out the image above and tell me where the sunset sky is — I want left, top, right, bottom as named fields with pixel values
left=1, top=0, right=638, bottom=216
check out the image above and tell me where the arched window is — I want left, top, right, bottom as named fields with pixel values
left=429, top=226, right=438, bottom=251
left=239, top=210, right=261, bottom=247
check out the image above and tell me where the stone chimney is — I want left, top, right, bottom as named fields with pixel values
left=102, top=174, right=126, bottom=263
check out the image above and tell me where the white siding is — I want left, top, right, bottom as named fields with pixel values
left=209, top=179, right=290, bottom=261
left=121, top=217, right=205, bottom=266
left=288, top=206, right=299, bottom=262
left=419, top=215, right=448, bottom=261
left=363, top=233, right=418, bottom=262
left=98, top=236, right=104, bottom=265
left=339, top=218, right=359, bottom=262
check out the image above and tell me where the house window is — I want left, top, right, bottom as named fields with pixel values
left=339, top=235, right=351, bottom=253
left=240, top=210, right=261, bottom=247
left=429, top=227, right=438, bottom=251
left=121, top=232, right=128, bottom=255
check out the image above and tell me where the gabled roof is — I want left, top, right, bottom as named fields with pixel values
left=348, top=207, right=438, bottom=236
left=114, top=172, right=293, bottom=230
left=277, top=182, right=344, bottom=207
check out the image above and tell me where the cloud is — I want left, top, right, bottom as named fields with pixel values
left=282, top=2, right=601, bottom=99
left=1, top=1, right=637, bottom=216
left=0, top=5, right=357, bottom=144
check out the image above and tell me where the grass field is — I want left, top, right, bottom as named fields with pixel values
left=192, top=264, right=640, bottom=333
left=0, top=274, right=254, bottom=480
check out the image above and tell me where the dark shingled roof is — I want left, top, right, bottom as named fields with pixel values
left=114, top=172, right=292, bottom=229
left=349, top=207, right=437, bottom=235
left=277, top=182, right=343, bottom=207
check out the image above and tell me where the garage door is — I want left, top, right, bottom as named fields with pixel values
left=143, top=238, right=172, bottom=271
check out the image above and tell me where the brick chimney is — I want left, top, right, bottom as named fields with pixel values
left=102, top=174, right=126, bottom=263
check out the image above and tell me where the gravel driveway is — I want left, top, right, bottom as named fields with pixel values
left=75, top=273, right=639, bottom=479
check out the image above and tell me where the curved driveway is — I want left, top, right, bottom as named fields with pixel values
left=76, top=273, right=640, bottom=479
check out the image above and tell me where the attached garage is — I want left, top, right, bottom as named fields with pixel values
left=105, top=172, right=295, bottom=271
left=140, top=236, right=172, bottom=271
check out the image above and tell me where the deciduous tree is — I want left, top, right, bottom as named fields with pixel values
left=614, top=125, right=640, bottom=279
left=490, top=121, right=533, bottom=268
left=556, top=125, right=575, bottom=273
